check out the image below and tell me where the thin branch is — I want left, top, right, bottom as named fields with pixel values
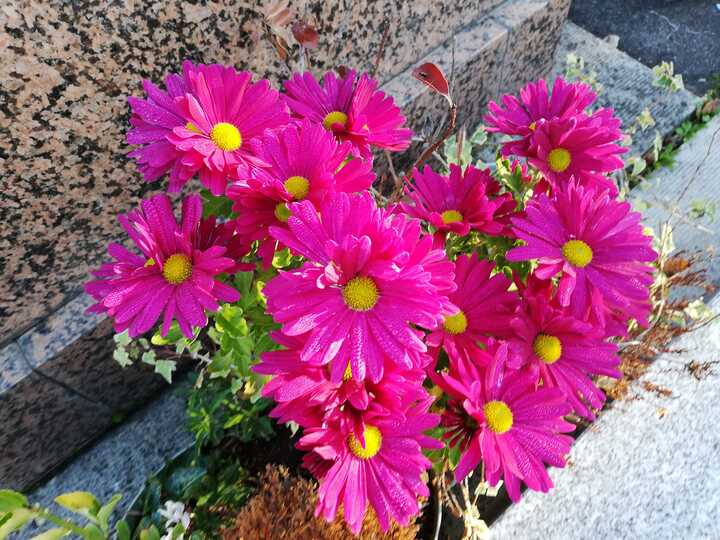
left=384, top=149, right=400, bottom=197
left=370, top=21, right=391, bottom=78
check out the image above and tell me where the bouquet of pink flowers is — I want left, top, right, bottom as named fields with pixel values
left=86, top=62, right=656, bottom=534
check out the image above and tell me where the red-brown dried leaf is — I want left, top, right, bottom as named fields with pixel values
left=292, top=21, right=319, bottom=49
left=337, top=65, right=349, bottom=79
left=412, top=62, right=450, bottom=97
left=263, top=0, right=293, bottom=29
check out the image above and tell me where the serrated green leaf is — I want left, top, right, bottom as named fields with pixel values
left=29, top=527, right=67, bottom=540
left=113, top=331, right=131, bottom=347
left=0, top=490, right=28, bottom=512
left=54, top=492, right=100, bottom=515
left=113, top=347, right=133, bottom=368
left=116, top=519, right=131, bottom=540
left=139, top=524, right=161, bottom=540
left=141, top=350, right=157, bottom=366
left=83, top=523, right=104, bottom=540
left=96, top=494, right=122, bottom=530
left=0, top=508, right=34, bottom=539
left=154, top=360, right=176, bottom=384
left=200, top=189, right=234, bottom=219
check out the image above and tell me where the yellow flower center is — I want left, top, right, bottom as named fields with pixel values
left=323, top=110, right=348, bottom=131
left=548, top=147, right=571, bottom=172
left=210, top=122, right=242, bottom=151
left=343, top=362, right=353, bottom=382
left=443, top=310, right=468, bottom=335
left=347, top=425, right=382, bottom=459
left=562, top=239, right=593, bottom=268
left=283, top=175, right=310, bottom=200
left=342, top=276, right=379, bottom=312
left=162, top=253, right=192, bottom=285
left=529, top=121, right=537, bottom=131
left=274, top=202, right=291, bottom=223
left=483, top=400, right=513, bottom=434
left=533, top=334, right=562, bottom=364
left=185, top=121, right=202, bottom=134
left=441, top=210, right=464, bottom=224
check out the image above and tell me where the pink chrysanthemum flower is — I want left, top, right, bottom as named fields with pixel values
left=438, top=342, right=574, bottom=501
left=283, top=70, right=412, bottom=159
left=426, top=254, right=518, bottom=363
left=167, top=62, right=289, bottom=195
left=298, top=397, right=441, bottom=534
left=401, top=164, right=515, bottom=237
left=227, top=121, right=375, bottom=267
left=506, top=182, right=657, bottom=330
left=264, top=192, right=453, bottom=382
left=126, top=71, right=193, bottom=191
left=85, top=194, right=240, bottom=338
left=508, top=283, right=621, bottom=419
left=484, top=78, right=597, bottom=152
left=527, top=116, right=626, bottom=193
left=256, top=331, right=428, bottom=431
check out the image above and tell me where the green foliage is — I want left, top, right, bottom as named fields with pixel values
left=200, top=189, right=235, bottom=219
left=131, top=447, right=254, bottom=540
left=114, top=331, right=181, bottom=383
left=443, top=124, right=489, bottom=167
left=0, top=489, right=125, bottom=540
left=652, top=61, right=684, bottom=92
left=564, top=53, right=603, bottom=93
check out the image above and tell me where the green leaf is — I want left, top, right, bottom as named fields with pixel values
left=154, top=360, right=177, bottom=384
left=139, top=525, right=161, bottom=540
left=82, top=524, right=104, bottom=540
left=29, top=528, right=68, bottom=540
left=165, top=467, right=207, bottom=499
left=0, top=508, right=35, bottom=539
left=96, top=494, right=122, bottom=530
left=141, top=350, right=157, bottom=366
left=54, top=492, right=100, bottom=515
left=113, top=347, right=133, bottom=368
left=115, top=520, right=131, bottom=540
left=0, top=490, right=28, bottom=512
left=170, top=522, right=186, bottom=540
left=113, top=331, right=132, bottom=347
left=200, top=189, right=234, bottom=219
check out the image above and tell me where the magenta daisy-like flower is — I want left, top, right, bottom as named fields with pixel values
left=85, top=194, right=240, bottom=338
left=426, top=254, right=518, bottom=363
left=507, top=182, right=656, bottom=330
left=167, top=62, right=289, bottom=195
left=508, top=284, right=621, bottom=419
left=298, top=397, right=441, bottom=534
left=264, top=192, right=453, bottom=382
left=227, top=120, right=375, bottom=267
left=484, top=77, right=597, bottom=154
left=255, top=331, right=428, bottom=430
left=439, top=342, right=574, bottom=501
left=283, top=70, right=412, bottom=159
left=126, top=71, right=193, bottom=191
left=527, top=116, right=626, bottom=193
left=401, top=164, right=515, bottom=237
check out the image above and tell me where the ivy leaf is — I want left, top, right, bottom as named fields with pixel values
left=0, top=509, right=35, bottom=539
left=154, top=360, right=177, bottom=384
left=141, top=350, right=157, bottom=366
left=113, top=347, right=133, bottom=368
left=113, top=331, right=132, bottom=347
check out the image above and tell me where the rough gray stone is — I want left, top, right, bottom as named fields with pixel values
left=632, top=114, right=720, bottom=282
left=492, top=293, right=720, bottom=540
left=21, top=380, right=194, bottom=539
left=551, top=22, right=701, bottom=157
